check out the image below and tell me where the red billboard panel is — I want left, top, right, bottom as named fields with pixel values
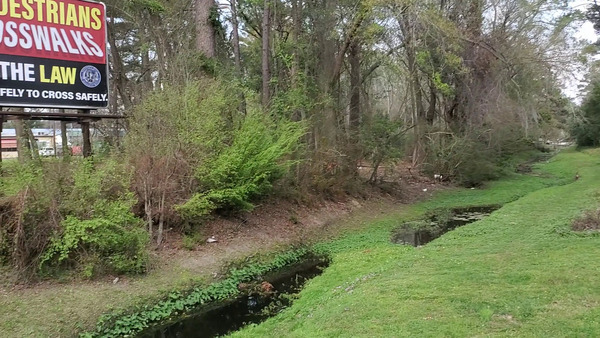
left=0, top=0, right=108, bottom=109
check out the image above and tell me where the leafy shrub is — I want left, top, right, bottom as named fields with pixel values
left=423, top=132, right=522, bottom=187
left=290, top=146, right=352, bottom=200
left=572, top=117, right=600, bottom=147
left=39, top=159, right=148, bottom=277
left=361, top=114, right=406, bottom=183
left=40, top=200, right=148, bottom=276
left=178, top=112, right=305, bottom=218
left=0, top=157, right=148, bottom=278
left=182, top=231, right=204, bottom=251
left=128, top=80, right=306, bottom=226
left=0, top=163, right=60, bottom=272
left=126, top=80, right=240, bottom=238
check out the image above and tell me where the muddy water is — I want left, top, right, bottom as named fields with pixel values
left=142, top=260, right=328, bottom=338
left=392, top=206, right=499, bottom=247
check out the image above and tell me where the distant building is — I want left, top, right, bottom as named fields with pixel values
left=31, top=128, right=60, bottom=149
left=1, top=127, right=109, bottom=159
left=1, top=128, right=63, bottom=159
left=0, top=129, right=17, bottom=159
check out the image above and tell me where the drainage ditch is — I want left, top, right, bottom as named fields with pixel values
left=391, top=206, right=500, bottom=246
left=141, top=259, right=328, bottom=338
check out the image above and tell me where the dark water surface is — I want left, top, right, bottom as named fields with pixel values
left=391, top=206, right=499, bottom=246
left=141, top=260, right=327, bottom=338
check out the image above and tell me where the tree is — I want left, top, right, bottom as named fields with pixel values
left=261, top=0, right=271, bottom=107
left=573, top=81, right=600, bottom=147
left=196, top=0, right=217, bottom=58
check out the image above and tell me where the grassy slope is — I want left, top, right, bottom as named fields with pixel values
left=232, top=149, right=600, bottom=337
left=0, top=149, right=593, bottom=337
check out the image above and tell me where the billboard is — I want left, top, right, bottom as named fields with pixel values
left=0, top=0, right=108, bottom=109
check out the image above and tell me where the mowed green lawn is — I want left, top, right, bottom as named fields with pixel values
left=232, top=149, right=600, bottom=337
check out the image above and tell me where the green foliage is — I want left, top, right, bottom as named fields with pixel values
left=269, top=81, right=317, bottom=120
left=127, top=80, right=235, bottom=161
left=40, top=201, right=148, bottom=276
left=126, top=80, right=241, bottom=231
left=178, top=112, right=305, bottom=218
left=0, top=160, right=43, bottom=197
left=124, top=0, right=165, bottom=14
left=572, top=82, right=600, bottom=147
left=432, top=72, right=453, bottom=96
left=231, top=150, right=600, bottom=338
left=361, top=114, right=405, bottom=182
left=0, top=162, right=65, bottom=271
left=423, top=131, right=536, bottom=187
left=62, top=158, right=134, bottom=218
left=84, top=248, right=320, bottom=337
left=182, top=231, right=204, bottom=251
left=361, top=114, right=405, bottom=162
left=454, top=148, right=504, bottom=187
left=0, top=157, right=148, bottom=277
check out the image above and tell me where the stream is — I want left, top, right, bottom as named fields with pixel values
left=141, top=259, right=328, bottom=338
left=391, top=206, right=499, bottom=246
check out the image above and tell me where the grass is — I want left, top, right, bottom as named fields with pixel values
left=0, top=148, right=595, bottom=337
left=230, top=148, right=600, bottom=337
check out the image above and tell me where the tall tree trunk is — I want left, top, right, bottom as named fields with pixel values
left=149, top=13, right=169, bottom=87
left=196, top=0, right=216, bottom=58
left=330, top=6, right=368, bottom=88
left=290, top=0, right=304, bottom=121
left=407, top=32, right=425, bottom=163
left=107, top=17, right=133, bottom=111
left=157, top=191, right=166, bottom=245
left=427, top=82, right=437, bottom=124
left=310, top=0, right=337, bottom=150
left=467, top=0, right=483, bottom=39
left=349, top=40, right=361, bottom=141
left=230, top=0, right=242, bottom=74
left=140, top=19, right=154, bottom=96
left=348, top=40, right=361, bottom=173
left=144, top=185, right=153, bottom=241
left=261, top=0, right=271, bottom=108
left=230, top=0, right=246, bottom=115
left=447, top=0, right=484, bottom=128
left=399, top=6, right=425, bottom=164
left=291, top=0, right=301, bottom=85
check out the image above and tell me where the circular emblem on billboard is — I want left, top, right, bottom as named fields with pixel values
left=80, top=66, right=102, bottom=88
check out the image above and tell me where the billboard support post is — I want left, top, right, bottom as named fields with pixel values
left=80, top=110, right=92, bottom=158
left=0, top=115, right=3, bottom=165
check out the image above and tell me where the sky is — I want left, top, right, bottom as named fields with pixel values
left=573, top=0, right=597, bottom=42
left=566, top=0, right=599, bottom=102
